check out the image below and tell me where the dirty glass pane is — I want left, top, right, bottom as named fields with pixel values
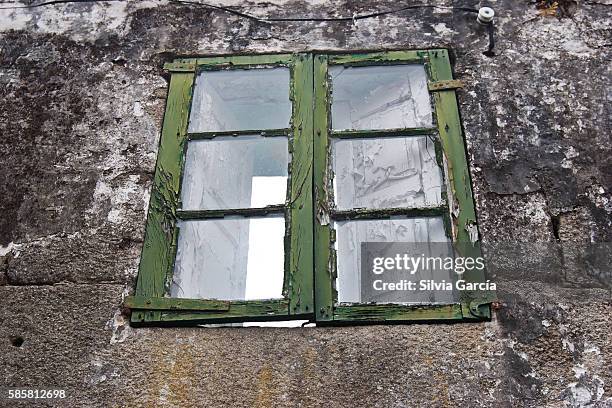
left=188, top=68, right=291, bottom=132
left=181, top=136, right=288, bottom=210
left=330, top=64, right=432, bottom=130
left=334, top=217, right=456, bottom=304
left=332, top=136, right=443, bottom=210
left=170, top=216, right=285, bottom=300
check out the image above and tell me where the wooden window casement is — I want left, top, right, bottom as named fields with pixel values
left=127, top=50, right=494, bottom=325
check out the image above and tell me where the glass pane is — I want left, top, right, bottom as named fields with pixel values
left=334, top=217, right=456, bottom=304
left=332, top=136, right=443, bottom=210
left=330, top=64, right=432, bottom=130
left=181, top=136, right=288, bottom=210
left=170, top=216, right=285, bottom=301
left=188, top=68, right=291, bottom=132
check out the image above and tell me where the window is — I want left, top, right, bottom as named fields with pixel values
left=127, top=50, right=494, bottom=325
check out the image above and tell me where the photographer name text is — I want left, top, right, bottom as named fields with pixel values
left=372, top=279, right=496, bottom=292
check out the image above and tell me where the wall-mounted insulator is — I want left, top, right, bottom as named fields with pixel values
left=477, top=7, right=494, bottom=25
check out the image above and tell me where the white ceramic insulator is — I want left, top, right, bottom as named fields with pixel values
left=477, top=7, right=495, bottom=24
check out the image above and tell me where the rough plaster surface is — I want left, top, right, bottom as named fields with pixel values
left=0, top=0, right=610, bottom=407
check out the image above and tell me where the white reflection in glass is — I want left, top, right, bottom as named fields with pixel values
left=170, top=216, right=285, bottom=300
left=198, top=320, right=312, bottom=328
left=188, top=68, right=291, bottom=132
left=332, top=136, right=443, bottom=210
left=334, top=217, right=456, bottom=304
left=181, top=136, right=288, bottom=210
left=330, top=64, right=432, bottom=130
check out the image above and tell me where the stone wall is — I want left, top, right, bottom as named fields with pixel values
left=0, top=1, right=610, bottom=406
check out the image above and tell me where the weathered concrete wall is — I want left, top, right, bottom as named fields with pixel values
left=0, top=1, right=610, bottom=407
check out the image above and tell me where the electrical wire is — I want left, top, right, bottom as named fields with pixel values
left=0, top=0, right=123, bottom=9
left=169, top=1, right=479, bottom=23
left=1, top=0, right=478, bottom=19
left=484, top=21, right=496, bottom=56
left=0, top=0, right=495, bottom=54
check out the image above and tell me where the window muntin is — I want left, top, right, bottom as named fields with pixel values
left=130, top=51, right=492, bottom=325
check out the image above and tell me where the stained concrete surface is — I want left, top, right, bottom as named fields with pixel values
left=0, top=0, right=610, bottom=406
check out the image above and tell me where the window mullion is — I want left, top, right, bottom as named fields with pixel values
left=287, top=53, right=315, bottom=316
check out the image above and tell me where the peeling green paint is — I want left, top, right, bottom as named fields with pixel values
left=328, top=50, right=427, bottom=65
left=132, top=72, right=193, bottom=324
left=133, top=50, right=493, bottom=325
left=188, top=128, right=289, bottom=140
left=331, top=207, right=448, bottom=221
left=332, top=304, right=463, bottom=322
left=176, top=205, right=286, bottom=220
left=155, top=300, right=292, bottom=325
left=313, top=49, right=493, bottom=323
left=428, top=49, right=495, bottom=319
left=125, top=296, right=230, bottom=311
left=288, top=53, right=315, bottom=316
left=313, top=54, right=334, bottom=322
left=132, top=54, right=316, bottom=324
left=330, top=127, right=435, bottom=138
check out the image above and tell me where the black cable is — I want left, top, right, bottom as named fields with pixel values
left=484, top=21, right=495, bottom=56
left=1, top=0, right=478, bottom=20
left=168, top=1, right=478, bottom=23
left=268, top=5, right=480, bottom=22
left=0, top=0, right=495, bottom=55
left=168, top=0, right=269, bottom=23
left=0, top=0, right=122, bottom=9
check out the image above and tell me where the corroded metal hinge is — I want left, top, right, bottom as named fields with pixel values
left=163, top=62, right=196, bottom=72
left=428, top=79, right=464, bottom=92
left=461, top=297, right=496, bottom=320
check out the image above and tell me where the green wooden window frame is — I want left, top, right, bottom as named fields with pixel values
left=128, top=50, right=494, bottom=326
